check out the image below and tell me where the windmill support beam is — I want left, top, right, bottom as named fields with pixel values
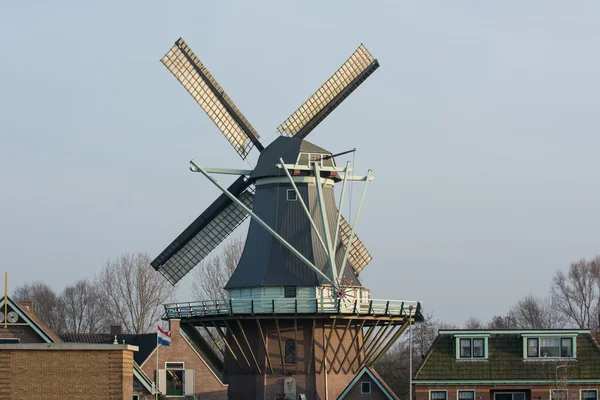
left=197, top=168, right=253, bottom=175
left=336, top=319, right=365, bottom=373
left=369, top=320, right=410, bottom=366
left=348, top=320, right=378, bottom=370
left=359, top=322, right=390, bottom=367
left=236, top=320, right=262, bottom=374
left=278, top=157, right=329, bottom=256
left=200, top=323, right=225, bottom=356
left=191, top=161, right=332, bottom=284
left=223, top=320, right=252, bottom=372
left=363, top=323, right=399, bottom=368
left=255, top=319, right=273, bottom=374
left=338, top=169, right=372, bottom=280
left=333, top=161, right=351, bottom=248
left=275, top=319, right=285, bottom=374
left=212, top=321, right=241, bottom=368
left=320, top=319, right=337, bottom=373
left=329, top=319, right=352, bottom=373
left=313, top=162, right=338, bottom=280
left=307, top=319, right=316, bottom=374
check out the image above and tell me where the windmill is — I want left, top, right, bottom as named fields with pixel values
left=152, top=38, right=422, bottom=400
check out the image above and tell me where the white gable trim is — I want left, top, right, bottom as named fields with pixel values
left=338, top=366, right=396, bottom=399
left=0, top=297, right=54, bottom=343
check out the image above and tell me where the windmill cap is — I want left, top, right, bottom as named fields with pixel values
left=250, top=136, right=336, bottom=181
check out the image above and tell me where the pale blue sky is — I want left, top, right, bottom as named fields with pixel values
left=1, top=1, right=599, bottom=325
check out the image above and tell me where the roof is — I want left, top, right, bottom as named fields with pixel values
left=60, top=333, right=156, bottom=365
left=338, top=366, right=400, bottom=400
left=0, top=296, right=62, bottom=343
left=18, top=303, right=63, bottom=343
left=250, top=136, right=333, bottom=180
left=414, top=330, right=600, bottom=382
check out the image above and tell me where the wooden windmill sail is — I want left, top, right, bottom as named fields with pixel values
left=152, top=38, right=377, bottom=291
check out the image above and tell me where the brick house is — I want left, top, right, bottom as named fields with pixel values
left=0, top=295, right=137, bottom=400
left=414, top=329, right=600, bottom=400
left=338, top=366, right=400, bottom=399
left=61, top=319, right=228, bottom=399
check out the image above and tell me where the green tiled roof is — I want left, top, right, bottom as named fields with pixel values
left=414, top=332, right=600, bottom=381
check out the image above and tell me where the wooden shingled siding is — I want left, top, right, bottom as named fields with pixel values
left=415, top=333, right=600, bottom=381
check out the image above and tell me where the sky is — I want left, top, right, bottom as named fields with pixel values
left=1, top=1, right=599, bottom=326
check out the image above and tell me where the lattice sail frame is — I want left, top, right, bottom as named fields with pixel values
left=161, top=39, right=260, bottom=159
left=338, top=215, right=372, bottom=275
left=277, top=44, right=378, bottom=138
left=158, top=189, right=255, bottom=284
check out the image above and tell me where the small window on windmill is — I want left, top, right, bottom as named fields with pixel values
left=309, top=153, right=323, bottom=167
left=286, top=189, right=298, bottom=202
left=284, top=286, right=297, bottom=298
left=284, top=340, right=296, bottom=364
left=297, top=153, right=310, bottom=166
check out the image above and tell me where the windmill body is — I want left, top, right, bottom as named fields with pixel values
left=151, top=38, right=422, bottom=400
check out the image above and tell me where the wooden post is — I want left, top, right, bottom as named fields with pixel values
left=236, top=320, right=262, bottom=374
left=223, top=320, right=252, bottom=371
left=275, top=319, right=285, bottom=374
left=256, top=319, right=273, bottom=374
left=337, top=320, right=365, bottom=373
left=329, top=320, right=352, bottom=372
left=212, top=321, right=241, bottom=368
left=307, top=319, right=316, bottom=374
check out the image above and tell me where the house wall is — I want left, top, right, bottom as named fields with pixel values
left=0, top=325, right=48, bottom=343
left=344, top=373, right=391, bottom=399
left=0, top=344, right=136, bottom=400
left=415, top=384, right=600, bottom=400
left=139, top=319, right=227, bottom=400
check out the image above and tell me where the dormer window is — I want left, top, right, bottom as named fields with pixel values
left=454, top=334, right=489, bottom=359
left=524, top=335, right=575, bottom=358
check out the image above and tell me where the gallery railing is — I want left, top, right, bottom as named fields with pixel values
left=163, top=298, right=421, bottom=319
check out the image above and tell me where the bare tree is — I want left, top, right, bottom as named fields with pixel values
left=61, top=279, right=106, bottom=333
left=551, top=257, right=600, bottom=329
left=463, top=317, right=485, bottom=329
left=191, top=237, right=244, bottom=300
left=12, top=281, right=65, bottom=333
left=97, top=252, right=176, bottom=334
left=505, top=295, right=565, bottom=329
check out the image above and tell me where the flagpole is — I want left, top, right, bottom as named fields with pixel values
left=156, top=331, right=159, bottom=400
left=4, top=272, right=8, bottom=329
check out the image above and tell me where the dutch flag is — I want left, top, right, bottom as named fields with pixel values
left=157, top=325, right=171, bottom=346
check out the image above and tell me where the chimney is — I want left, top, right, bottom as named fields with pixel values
left=110, top=325, right=122, bottom=335
left=169, top=319, right=180, bottom=335
left=18, top=301, right=34, bottom=312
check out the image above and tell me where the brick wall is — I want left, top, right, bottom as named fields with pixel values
left=0, top=343, right=136, bottom=400
left=139, top=320, right=228, bottom=400
left=0, top=325, right=48, bottom=343
left=415, top=384, right=600, bottom=400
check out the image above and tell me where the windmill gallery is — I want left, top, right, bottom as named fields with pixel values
left=149, top=38, right=423, bottom=399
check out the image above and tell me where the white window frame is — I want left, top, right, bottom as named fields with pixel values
left=360, top=381, right=372, bottom=394
left=493, top=392, right=526, bottom=400
left=458, top=390, right=476, bottom=400
left=430, top=390, right=448, bottom=400
left=286, top=189, right=298, bottom=201
left=165, top=361, right=185, bottom=370
left=454, top=334, right=489, bottom=359
left=522, top=334, right=577, bottom=359
left=581, top=390, right=598, bottom=400
left=551, top=389, right=568, bottom=400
